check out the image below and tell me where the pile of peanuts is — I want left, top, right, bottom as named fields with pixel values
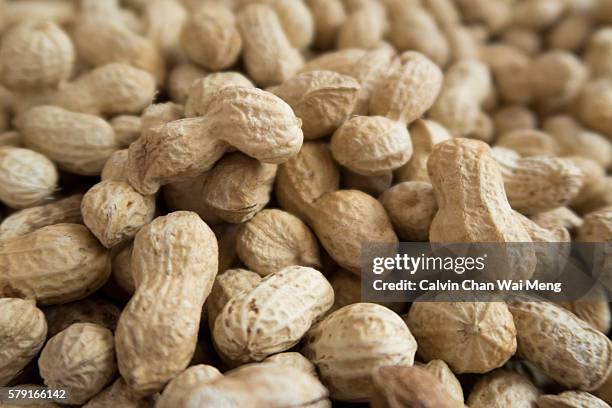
left=0, top=0, right=611, bottom=406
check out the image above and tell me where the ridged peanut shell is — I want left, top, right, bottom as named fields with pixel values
left=538, top=391, right=610, bottom=408
left=83, top=378, right=152, bottom=408
left=180, top=4, right=242, bottom=71
left=236, top=4, right=303, bottom=86
left=275, top=142, right=340, bottom=223
left=115, top=211, right=218, bottom=395
left=128, top=87, right=303, bottom=195
left=370, top=51, right=443, bottom=124
left=0, top=194, right=82, bottom=240
left=81, top=180, right=156, bottom=248
left=206, top=268, right=262, bottom=332
left=156, top=365, right=223, bottom=408
left=0, top=224, right=111, bottom=305
left=0, top=21, right=74, bottom=90
left=407, top=302, right=517, bottom=374
left=0, top=298, right=47, bottom=386
left=213, top=266, right=334, bottom=363
left=39, top=323, right=116, bottom=405
left=185, top=72, right=254, bottom=117
left=310, top=190, right=398, bottom=273
left=263, top=352, right=317, bottom=377
left=272, top=70, right=360, bottom=140
left=303, top=303, right=417, bottom=402
left=418, top=359, right=464, bottom=403
left=370, top=365, right=463, bottom=408
left=467, top=369, right=539, bottom=408
left=0, top=146, right=58, bottom=209
left=331, top=116, right=413, bottom=176
left=237, top=209, right=320, bottom=275
left=508, top=301, right=612, bottom=390
left=16, top=106, right=119, bottom=175
left=181, top=363, right=330, bottom=408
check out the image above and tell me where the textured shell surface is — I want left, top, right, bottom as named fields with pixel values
left=115, top=211, right=218, bottom=395
left=213, top=265, right=334, bottom=363
left=0, top=298, right=47, bottom=386
left=38, top=323, right=116, bottom=405
left=0, top=224, right=111, bottom=304
left=303, top=303, right=418, bottom=402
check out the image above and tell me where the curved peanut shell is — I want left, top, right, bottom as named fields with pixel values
left=82, top=180, right=156, bottom=248
left=115, top=211, right=218, bottom=395
left=236, top=209, right=320, bottom=275
left=303, top=303, right=417, bottom=402
left=508, top=301, right=612, bottom=391
left=213, top=266, right=334, bottom=363
left=467, top=369, right=539, bottom=408
left=38, top=323, right=116, bottom=405
left=310, top=189, right=398, bottom=273
left=0, top=298, right=47, bottom=386
left=0, top=194, right=82, bottom=240
left=0, top=224, right=111, bottom=305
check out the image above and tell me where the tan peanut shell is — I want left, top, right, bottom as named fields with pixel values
left=115, top=212, right=218, bottom=395
left=0, top=146, right=58, bottom=209
left=101, top=149, right=129, bottom=182
left=237, top=209, right=320, bottom=275
left=127, top=86, right=303, bottom=195
left=493, top=106, right=537, bottom=136
left=180, top=363, right=330, bottom=407
left=303, top=303, right=417, bottom=402
left=380, top=181, right=438, bottom=241
left=495, top=129, right=560, bottom=157
left=0, top=298, right=47, bottom=386
left=73, top=18, right=165, bottom=85
left=272, top=70, right=360, bottom=140
left=54, top=63, right=156, bottom=117
left=185, top=72, right=254, bottom=117
left=140, top=102, right=185, bottom=133
left=337, top=6, right=385, bottom=50
left=586, top=28, right=612, bottom=79
left=167, top=63, right=207, bottom=104
left=202, top=153, right=277, bottom=223
left=0, top=21, right=75, bottom=91
left=310, top=189, right=398, bottom=274
left=370, top=365, right=463, bottom=408
left=38, top=323, right=116, bottom=405
left=531, top=206, right=583, bottom=232
left=206, top=268, right=262, bottom=332
left=395, top=119, right=451, bottom=183
left=407, top=301, right=517, bottom=374
left=388, top=7, right=449, bottom=67
left=110, top=115, right=141, bottom=148
left=180, top=4, right=242, bottom=71
left=83, top=378, right=152, bottom=408
left=428, top=138, right=536, bottom=281
left=0, top=194, right=82, bottom=240
left=370, top=51, right=443, bottom=124
left=341, top=168, right=392, bottom=196
left=156, top=365, right=223, bottom=408
left=81, top=180, right=156, bottom=248
left=538, top=391, right=610, bottom=408
left=0, top=224, right=111, bottom=305
left=236, top=3, right=303, bottom=87
left=560, top=299, right=611, bottom=335
left=418, top=360, right=464, bottom=404
left=508, top=300, right=612, bottom=390
left=162, top=173, right=223, bottom=226
left=306, top=0, right=346, bottom=50
left=495, top=153, right=584, bottom=215
left=111, top=243, right=135, bottom=294
left=276, top=142, right=340, bottom=224
left=331, top=116, right=413, bottom=176
left=143, top=0, right=187, bottom=65
left=16, top=106, right=119, bottom=176
left=543, top=115, right=612, bottom=169
left=576, top=78, right=612, bottom=141
left=429, top=60, right=491, bottom=137
left=263, top=352, right=317, bottom=377
left=467, top=369, right=539, bottom=408
left=213, top=266, right=333, bottom=363
left=43, top=296, right=120, bottom=338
